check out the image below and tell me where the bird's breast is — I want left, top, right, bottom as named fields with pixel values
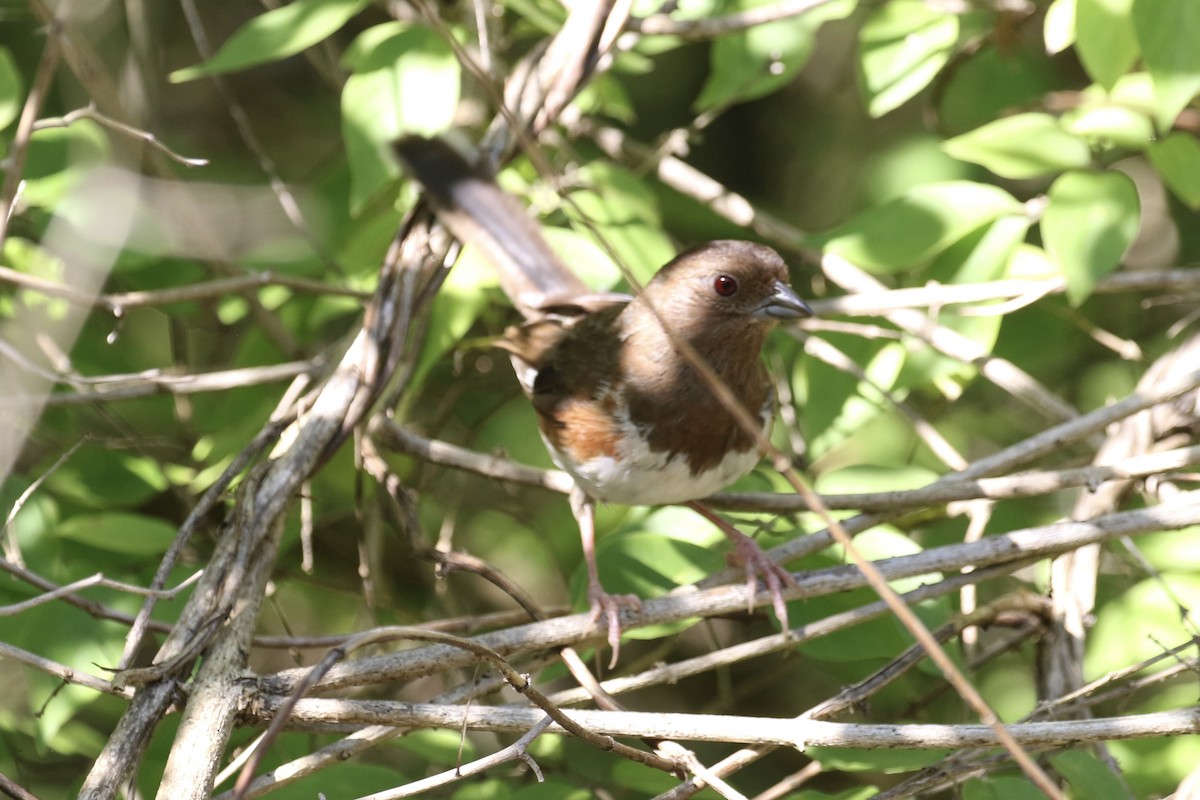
left=540, top=385, right=771, bottom=506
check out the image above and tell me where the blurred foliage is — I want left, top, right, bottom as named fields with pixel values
left=1, top=0, right=1200, bottom=797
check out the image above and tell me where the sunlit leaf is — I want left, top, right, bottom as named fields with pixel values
left=46, top=448, right=166, bottom=509
left=1041, top=170, right=1139, bottom=304
left=1147, top=132, right=1200, bottom=209
left=563, top=161, right=674, bottom=286
left=1087, top=574, right=1200, bottom=675
left=943, top=113, right=1092, bottom=178
left=21, top=122, right=109, bottom=209
left=171, top=0, right=370, bottom=81
left=395, top=729, right=479, bottom=764
left=821, top=181, right=1023, bottom=272
left=1132, top=0, right=1200, bottom=129
left=1075, top=0, right=1139, bottom=89
left=1061, top=103, right=1154, bottom=148
left=695, top=0, right=853, bottom=111
left=1044, top=0, right=1077, bottom=54
left=13, top=605, right=122, bottom=754
left=859, top=0, right=958, bottom=117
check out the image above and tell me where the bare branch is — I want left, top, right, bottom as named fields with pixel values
left=259, top=495, right=1200, bottom=695
left=33, top=104, right=208, bottom=167
left=256, top=696, right=1200, bottom=751
left=0, top=640, right=132, bottom=700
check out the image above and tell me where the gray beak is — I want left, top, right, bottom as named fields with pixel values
left=755, top=280, right=814, bottom=321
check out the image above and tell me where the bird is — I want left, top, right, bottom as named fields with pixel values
left=395, top=135, right=813, bottom=664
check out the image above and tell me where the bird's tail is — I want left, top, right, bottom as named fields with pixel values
left=393, top=135, right=594, bottom=319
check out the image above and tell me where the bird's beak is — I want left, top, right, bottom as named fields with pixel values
left=755, top=280, right=814, bottom=321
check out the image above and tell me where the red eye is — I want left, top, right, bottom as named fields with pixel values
left=713, top=274, right=738, bottom=297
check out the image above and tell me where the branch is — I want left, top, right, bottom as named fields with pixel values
left=258, top=496, right=1200, bottom=695
left=33, top=104, right=208, bottom=167
left=253, top=697, right=1200, bottom=751
left=378, top=422, right=1200, bottom=513
left=0, top=266, right=369, bottom=313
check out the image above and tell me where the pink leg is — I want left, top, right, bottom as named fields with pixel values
left=687, top=501, right=795, bottom=632
left=572, top=488, right=640, bottom=668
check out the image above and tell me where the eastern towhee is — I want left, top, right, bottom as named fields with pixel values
left=395, top=136, right=813, bottom=664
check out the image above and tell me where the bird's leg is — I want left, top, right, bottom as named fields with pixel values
left=686, top=501, right=795, bottom=631
left=571, top=487, right=640, bottom=668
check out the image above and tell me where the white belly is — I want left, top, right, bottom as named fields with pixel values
left=544, top=423, right=764, bottom=506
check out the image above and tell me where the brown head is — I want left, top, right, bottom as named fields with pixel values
left=626, top=240, right=812, bottom=359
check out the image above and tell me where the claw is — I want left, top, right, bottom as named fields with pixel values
left=727, top=532, right=796, bottom=631
left=586, top=584, right=642, bottom=668
left=688, top=501, right=795, bottom=633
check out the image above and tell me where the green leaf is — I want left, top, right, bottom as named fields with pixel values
left=395, top=729, right=478, bottom=764
left=539, top=226, right=625, bottom=290
left=0, top=46, right=20, bottom=130
left=342, top=24, right=460, bottom=211
left=1147, top=132, right=1200, bottom=209
left=694, top=0, right=853, bottom=111
left=1137, top=524, right=1200, bottom=573
left=821, top=181, right=1023, bottom=272
left=1044, top=0, right=1077, bottom=54
left=1087, top=574, right=1200, bottom=674
left=1132, top=0, right=1200, bottom=129
left=54, top=512, right=176, bottom=556
left=511, top=780, right=592, bottom=800
left=941, top=213, right=1030, bottom=284
left=808, top=747, right=947, bottom=774
left=922, top=215, right=1028, bottom=365
left=21, top=122, right=109, bottom=209
left=943, top=113, right=1092, bottom=178
left=1041, top=170, right=1139, bottom=305
left=408, top=239, right=497, bottom=396
left=963, top=777, right=1047, bottom=800
left=579, top=528, right=719, bottom=640
left=859, top=0, right=959, bottom=117
left=1108, top=70, right=1159, bottom=111
left=46, top=448, right=167, bottom=509
left=563, top=161, right=675, bottom=286
left=11, top=604, right=123, bottom=753
left=1075, top=0, right=1139, bottom=90
left=571, top=73, right=636, bottom=123
left=809, top=342, right=906, bottom=457
left=1051, top=751, right=1129, bottom=800
left=1061, top=103, right=1154, bottom=149
left=170, top=0, right=370, bottom=82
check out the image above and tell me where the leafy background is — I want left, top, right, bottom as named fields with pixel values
left=2, top=0, right=1200, bottom=797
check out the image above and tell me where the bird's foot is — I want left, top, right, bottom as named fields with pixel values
left=586, top=583, right=641, bottom=669
left=725, top=530, right=796, bottom=633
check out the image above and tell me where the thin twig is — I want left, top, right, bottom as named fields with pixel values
left=33, top=104, right=208, bottom=166
left=1, top=438, right=84, bottom=566
left=0, top=28, right=59, bottom=249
